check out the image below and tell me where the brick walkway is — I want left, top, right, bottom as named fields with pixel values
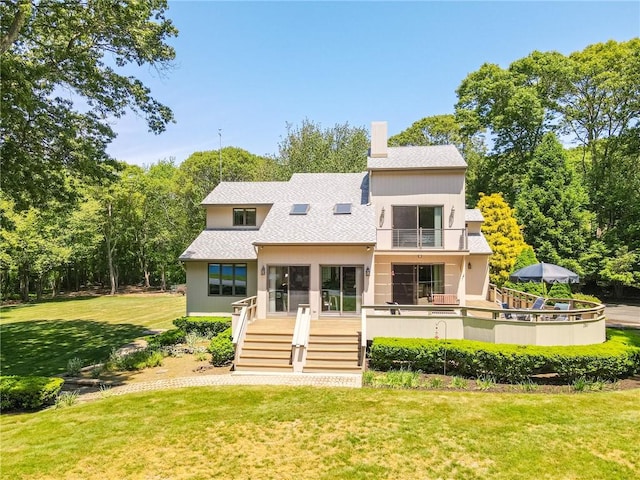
left=79, top=372, right=362, bottom=401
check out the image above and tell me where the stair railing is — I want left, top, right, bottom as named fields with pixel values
left=231, top=296, right=257, bottom=365
left=290, top=304, right=311, bottom=372
left=359, top=308, right=367, bottom=367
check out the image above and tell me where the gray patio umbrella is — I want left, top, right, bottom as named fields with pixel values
left=509, top=262, right=580, bottom=284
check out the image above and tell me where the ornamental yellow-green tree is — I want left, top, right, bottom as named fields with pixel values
left=476, top=193, right=529, bottom=286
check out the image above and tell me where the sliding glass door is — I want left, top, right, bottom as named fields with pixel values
left=393, top=206, right=443, bottom=248
left=267, top=266, right=310, bottom=314
left=392, top=264, right=444, bottom=305
left=321, top=266, right=363, bottom=315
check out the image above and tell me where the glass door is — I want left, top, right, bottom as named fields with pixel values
left=321, top=266, right=363, bottom=315
left=268, top=266, right=309, bottom=314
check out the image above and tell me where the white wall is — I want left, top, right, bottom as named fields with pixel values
left=206, top=205, right=271, bottom=229
left=256, top=245, right=374, bottom=319
left=466, top=255, right=490, bottom=299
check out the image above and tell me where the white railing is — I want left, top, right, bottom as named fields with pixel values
left=376, top=228, right=467, bottom=250
left=290, top=304, right=311, bottom=372
left=359, top=307, right=367, bottom=366
left=231, top=296, right=257, bottom=363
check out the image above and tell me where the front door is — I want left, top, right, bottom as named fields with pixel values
left=392, top=264, right=415, bottom=305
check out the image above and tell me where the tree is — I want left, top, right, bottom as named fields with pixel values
left=514, top=133, right=592, bottom=266
left=511, top=246, right=538, bottom=273
left=476, top=193, right=529, bottom=286
left=0, top=0, right=177, bottom=208
left=599, top=247, right=640, bottom=299
left=276, top=119, right=369, bottom=177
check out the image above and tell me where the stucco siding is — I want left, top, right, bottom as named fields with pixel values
left=206, top=205, right=271, bottom=229
left=257, top=245, right=374, bottom=319
left=185, top=260, right=258, bottom=315
left=466, top=255, right=490, bottom=298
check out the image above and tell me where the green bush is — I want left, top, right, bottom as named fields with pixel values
left=0, top=376, right=64, bottom=411
left=572, top=293, right=602, bottom=305
left=547, top=283, right=572, bottom=299
left=146, top=329, right=186, bottom=349
left=369, top=329, right=640, bottom=382
left=504, top=281, right=546, bottom=297
left=208, top=327, right=234, bottom=366
left=107, top=348, right=164, bottom=371
left=173, top=316, right=231, bottom=338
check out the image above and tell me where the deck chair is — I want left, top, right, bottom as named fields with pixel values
left=496, top=300, right=513, bottom=319
left=553, top=302, right=570, bottom=321
left=385, top=301, right=401, bottom=315
left=517, top=297, right=546, bottom=321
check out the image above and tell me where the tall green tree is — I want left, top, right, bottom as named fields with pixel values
left=0, top=0, right=177, bottom=208
left=514, top=133, right=592, bottom=268
left=276, top=119, right=369, bottom=177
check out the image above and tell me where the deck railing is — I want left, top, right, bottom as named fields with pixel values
left=231, top=296, right=257, bottom=363
left=291, top=304, right=311, bottom=372
left=376, top=228, right=467, bottom=250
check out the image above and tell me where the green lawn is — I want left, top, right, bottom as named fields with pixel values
left=0, top=294, right=186, bottom=376
left=1, top=387, right=639, bottom=479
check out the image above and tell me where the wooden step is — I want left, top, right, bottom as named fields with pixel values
left=306, top=350, right=359, bottom=361
left=244, top=333, right=292, bottom=343
left=237, top=355, right=291, bottom=366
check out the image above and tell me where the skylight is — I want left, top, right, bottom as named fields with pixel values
left=290, top=203, right=310, bottom=215
left=334, top=203, right=352, bottom=215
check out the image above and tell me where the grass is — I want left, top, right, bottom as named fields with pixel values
left=1, top=387, right=639, bottom=479
left=0, top=294, right=185, bottom=376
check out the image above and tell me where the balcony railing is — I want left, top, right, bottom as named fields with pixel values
left=377, top=228, right=467, bottom=250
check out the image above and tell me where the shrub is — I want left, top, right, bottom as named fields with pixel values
left=209, top=327, right=234, bottom=366
left=572, top=293, right=602, bottom=306
left=369, top=329, right=640, bottom=383
left=107, top=348, right=164, bottom=371
left=147, top=329, right=186, bottom=349
left=66, top=357, right=84, bottom=376
left=548, top=283, right=572, bottom=299
left=55, top=391, right=79, bottom=409
left=0, top=376, right=64, bottom=411
left=173, top=316, right=231, bottom=338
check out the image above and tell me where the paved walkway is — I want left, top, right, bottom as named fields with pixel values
left=605, top=303, right=640, bottom=328
left=79, top=372, right=362, bottom=401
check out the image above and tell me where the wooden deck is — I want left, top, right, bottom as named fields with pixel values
left=247, top=317, right=361, bottom=335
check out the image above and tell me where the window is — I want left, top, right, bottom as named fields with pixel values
left=334, top=203, right=352, bottom=215
left=233, top=208, right=256, bottom=226
left=290, top=204, right=310, bottom=215
left=208, top=263, right=247, bottom=296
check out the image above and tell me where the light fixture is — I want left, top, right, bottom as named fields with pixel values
left=379, top=207, right=385, bottom=227
left=260, top=265, right=265, bottom=275
left=468, top=262, right=472, bottom=270
left=366, top=245, right=371, bottom=251
left=365, top=267, right=370, bottom=276
left=449, top=205, right=456, bottom=227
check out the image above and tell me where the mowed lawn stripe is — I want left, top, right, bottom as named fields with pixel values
left=1, top=387, right=639, bottom=479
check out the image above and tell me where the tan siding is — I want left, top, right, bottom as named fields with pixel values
left=206, top=205, right=271, bottom=229
left=185, top=261, right=257, bottom=315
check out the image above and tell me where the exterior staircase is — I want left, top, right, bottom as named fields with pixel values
left=234, top=319, right=294, bottom=372
left=303, top=332, right=362, bottom=373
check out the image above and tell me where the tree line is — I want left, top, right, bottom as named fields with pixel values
left=0, top=2, right=637, bottom=302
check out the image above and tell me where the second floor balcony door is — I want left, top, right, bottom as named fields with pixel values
left=393, top=206, right=443, bottom=248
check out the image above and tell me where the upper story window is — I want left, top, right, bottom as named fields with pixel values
left=334, top=203, right=352, bottom=215
left=233, top=208, right=256, bottom=226
left=290, top=204, right=310, bottom=215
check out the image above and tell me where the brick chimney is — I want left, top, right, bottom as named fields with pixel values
left=370, top=121, right=388, bottom=158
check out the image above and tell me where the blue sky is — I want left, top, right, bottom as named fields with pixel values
left=106, top=1, right=640, bottom=166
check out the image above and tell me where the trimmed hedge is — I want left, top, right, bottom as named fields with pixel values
left=0, top=376, right=64, bottom=411
left=146, top=328, right=186, bottom=349
left=369, top=329, right=640, bottom=382
left=208, top=327, right=234, bottom=366
left=173, top=316, right=231, bottom=338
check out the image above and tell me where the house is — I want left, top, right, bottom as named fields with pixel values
left=179, top=122, right=493, bottom=371
left=180, top=121, right=491, bottom=316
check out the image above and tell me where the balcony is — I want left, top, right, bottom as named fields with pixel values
left=376, top=228, right=467, bottom=251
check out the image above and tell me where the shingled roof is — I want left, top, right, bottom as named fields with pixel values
left=367, top=145, right=467, bottom=170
